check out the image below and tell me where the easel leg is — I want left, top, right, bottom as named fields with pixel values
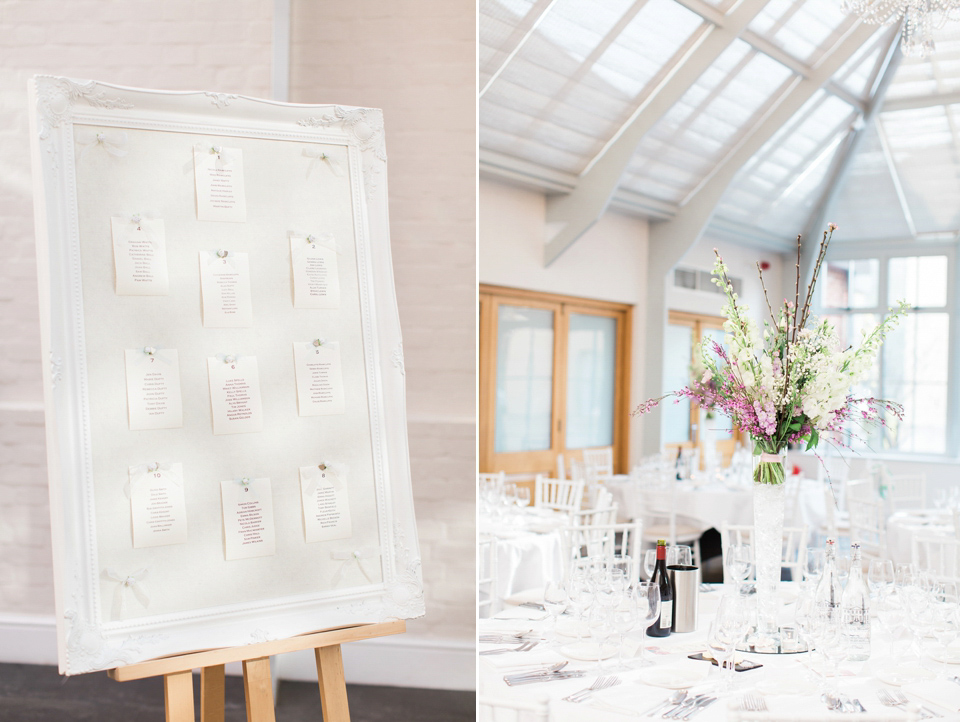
left=200, top=665, right=225, bottom=722
left=164, top=669, right=195, bottom=722
left=242, top=657, right=276, bottom=722
left=315, top=644, right=351, bottom=722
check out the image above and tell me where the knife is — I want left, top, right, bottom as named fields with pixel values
left=504, top=670, right=586, bottom=686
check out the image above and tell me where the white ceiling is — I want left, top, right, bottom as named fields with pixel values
left=480, top=0, right=960, bottom=248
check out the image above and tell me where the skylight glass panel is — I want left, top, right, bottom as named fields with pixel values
left=624, top=40, right=794, bottom=205
left=532, top=0, right=638, bottom=65
left=834, top=30, right=889, bottom=100
left=748, top=0, right=857, bottom=66
left=886, top=29, right=960, bottom=100
left=880, top=105, right=960, bottom=233
left=480, top=0, right=539, bottom=86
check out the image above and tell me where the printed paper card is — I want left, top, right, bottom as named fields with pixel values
left=290, top=233, right=340, bottom=309
left=111, top=215, right=169, bottom=295
left=293, top=340, right=346, bottom=416
left=220, top=477, right=276, bottom=560
left=207, top=354, right=264, bottom=435
left=129, top=462, right=188, bottom=548
left=299, top=464, right=352, bottom=543
left=124, top=347, right=184, bottom=430
left=194, top=144, right=247, bottom=222
left=199, top=250, right=254, bottom=327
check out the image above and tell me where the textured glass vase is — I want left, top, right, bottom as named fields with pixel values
left=752, top=451, right=786, bottom=647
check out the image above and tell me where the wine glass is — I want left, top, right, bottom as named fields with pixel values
left=633, top=582, right=660, bottom=668
left=708, top=596, right=750, bottom=692
left=610, top=586, right=639, bottom=671
left=818, top=613, right=847, bottom=700
left=875, top=586, right=907, bottom=658
left=543, top=580, right=568, bottom=645
left=609, top=555, right=633, bottom=588
left=805, top=548, right=825, bottom=584
left=725, top=543, right=752, bottom=592
left=643, top=549, right=657, bottom=581
left=930, top=590, right=960, bottom=675
left=567, top=572, right=594, bottom=644
left=868, top=559, right=895, bottom=598
left=835, top=554, right=851, bottom=587
left=514, top=486, right=530, bottom=512
left=667, top=545, right=692, bottom=567
left=587, top=604, right=613, bottom=671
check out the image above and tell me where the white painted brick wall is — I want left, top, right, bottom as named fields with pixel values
left=0, top=0, right=476, bottom=650
left=290, top=0, right=476, bottom=643
left=0, top=0, right=274, bottom=616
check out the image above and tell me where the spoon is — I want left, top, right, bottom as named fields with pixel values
left=644, top=690, right=687, bottom=717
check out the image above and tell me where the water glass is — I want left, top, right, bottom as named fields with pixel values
left=611, top=587, right=639, bottom=670
left=805, top=548, right=825, bottom=583
left=634, top=582, right=660, bottom=668
left=867, top=559, right=895, bottom=597
left=725, top=543, right=752, bottom=590
left=587, top=604, right=613, bottom=670
left=643, top=549, right=657, bottom=581
left=667, top=545, right=692, bottom=567
left=543, top=580, right=568, bottom=644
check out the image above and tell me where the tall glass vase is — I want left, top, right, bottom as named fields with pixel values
left=751, top=450, right=786, bottom=651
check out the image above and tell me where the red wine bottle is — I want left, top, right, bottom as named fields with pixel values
left=647, top=539, right=674, bottom=637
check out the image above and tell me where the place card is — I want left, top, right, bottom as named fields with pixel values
left=199, top=250, right=253, bottom=327
left=194, top=144, right=246, bottom=222
left=290, top=233, right=340, bottom=309
left=129, top=462, right=188, bottom=548
left=299, top=464, right=352, bottom=543
left=124, top=347, right=183, bottom=430
left=207, top=354, right=264, bottom=435
left=293, top=340, right=345, bottom=416
left=111, top=215, right=169, bottom=295
left=220, top=477, right=275, bottom=560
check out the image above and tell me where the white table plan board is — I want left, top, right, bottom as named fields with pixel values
left=28, top=76, right=424, bottom=675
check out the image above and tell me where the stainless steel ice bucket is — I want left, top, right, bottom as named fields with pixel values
left=667, top=564, right=699, bottom=633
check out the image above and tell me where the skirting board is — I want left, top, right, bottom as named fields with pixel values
left=0, top=614, right=475, bottom=691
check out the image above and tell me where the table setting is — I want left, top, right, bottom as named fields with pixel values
left=886, top=510, right=957, bottom=564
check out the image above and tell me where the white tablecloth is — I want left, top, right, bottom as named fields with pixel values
left=886, top=509, right=956, bottom=564
left=480, top=510, right=566, bottom=600
left=605, top=477, right=826, bottom=532
left=479, top=583, right=956, bottom=721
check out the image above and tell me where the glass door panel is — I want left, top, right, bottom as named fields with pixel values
left=701, top=327, right=733, bottom=441
left=565, top=312, right=617, bottom=449
left=663, top=323, right=694, bottom=444
left=494, top=305, right=555, bottom=453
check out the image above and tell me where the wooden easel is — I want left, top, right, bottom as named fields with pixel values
left=108, top=620, right=406, bottom=722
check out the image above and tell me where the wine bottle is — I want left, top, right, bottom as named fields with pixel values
left=815, top=538, right=843, bottom=621
left=647, top=539, right=674, bottom=637
left=841, top=542, right=871, bottom=660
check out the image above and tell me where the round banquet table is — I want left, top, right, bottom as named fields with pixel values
left=479, top=509, right=566, bottom=601
left=886, top=509, right=956, bottom=564
left=478, top=583, right=960, bottom=721
left=604, top=477, right=827, bottom=531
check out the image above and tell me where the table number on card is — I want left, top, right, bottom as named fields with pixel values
left=290, top=233, right=340, bottom=309
left=194, top=144, right=246, bottom=222
left=299, top=464, right=352, bottom=543
left=293, top=340, right=346, bottom=416
left=207, top=354, right=264, bottom=435
left=199, top=250, right=254, bottom=327
left=220, top=478, right=276, bottom=560
left=124, top=347, right=183, bottom=430
left=111, top=215, right=169, bottom=295
left=129, top=462, right=188, bottom=548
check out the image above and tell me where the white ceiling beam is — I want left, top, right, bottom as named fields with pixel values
left=640, top=21, right=879, bottom=455
left=542, top=1, right=767, bottom=266
left=876, top=117, right=917, bottom=237
left=479, top=0, right=560, bottom=99
left=883, top=90, right=960, bottom=112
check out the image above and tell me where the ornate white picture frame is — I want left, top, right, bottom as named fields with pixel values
left=28, top=76, right=424, bottom=675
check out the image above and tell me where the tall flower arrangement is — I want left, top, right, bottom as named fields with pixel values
left=635, top=226, right=908, bottom=485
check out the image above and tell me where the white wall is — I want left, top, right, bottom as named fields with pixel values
left=479, top=177, right=649, bottom=464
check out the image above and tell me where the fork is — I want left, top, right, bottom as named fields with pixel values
left=478, top=640, right=538, bottom=656
left=878, top=688, right=937, bottom=719
left=563, top=674, right=620, bottom=703
left=739, top=693, right=767, bottom=712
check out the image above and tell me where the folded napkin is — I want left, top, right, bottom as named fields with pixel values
left=903, top=680, right=960, bottom=712
left=502, top=587, right=545, bottom=606
left=481, top=647, right=567, bottom=671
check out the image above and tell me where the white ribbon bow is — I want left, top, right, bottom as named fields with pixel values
left=133, top=346, right=173, bottom=366
left=121, top=214, right=160, bottom=248
left=104, top=567, right=149, bottom=620
left=190, top=142, right=231, bottom=170
left=206, top=249, right=239, bottom=269
left=124, top=461, right=179, bottom=498
left=76, top=129, right=128, bottom=164
left=291, top=232, right=339, bottom=261
left=215, top=352, right=243, bottom=366
left=303, top=462, right=347, bottom=496
left=303, top=148, right=345, bottom=178
left=330, top=547, right=381, bottom=586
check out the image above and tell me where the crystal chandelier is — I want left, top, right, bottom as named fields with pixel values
left=842, top=0, right=960, bottom=57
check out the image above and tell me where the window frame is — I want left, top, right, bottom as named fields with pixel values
left=479, top=284, right=632, bottom=476
left=812, top=239, right=959, bottom=458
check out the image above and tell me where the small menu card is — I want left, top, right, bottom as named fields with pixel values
left=220, top=477, right=276, bottom=560
left=129, top=462, right=188, bottom=548
left=124, top=348, right=183, bottom=430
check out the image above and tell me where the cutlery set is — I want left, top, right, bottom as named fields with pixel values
left=478, top=641, right=538, bottom=656
left=737, top=693, right=768, bottom=712
left=562, top=674, right=620, bottom=703
left=877, top=687, right=942, bottom=718
left=478, top=631, right=537, bottom=644
left=822, top=692, right=866, bottom=713
left=658, top=693, right=717, bottom=719
left=503, top=661, right=586, bottom=686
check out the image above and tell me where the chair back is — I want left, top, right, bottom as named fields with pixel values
left=478, top=471, right=505, bottom=490
left=478, top=535, right=498, bottom=618
left=582, top=446, right=614, bottom=478
left=556, top=453, right=566, bottom=481
left=720, top=523, right=808, bottom=582
left=912, top=534, right=960, bottom=582
left=572, top=488, right=618, bottom=527
left=478, top=696, right=550, bottom=722
left=563, top=520, right=643, bottom=582
left=534, top=476, right=584, bottom=513
left=886, top=474, right=926, bottom=511
left=847, top=479, right=886, bottom=560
